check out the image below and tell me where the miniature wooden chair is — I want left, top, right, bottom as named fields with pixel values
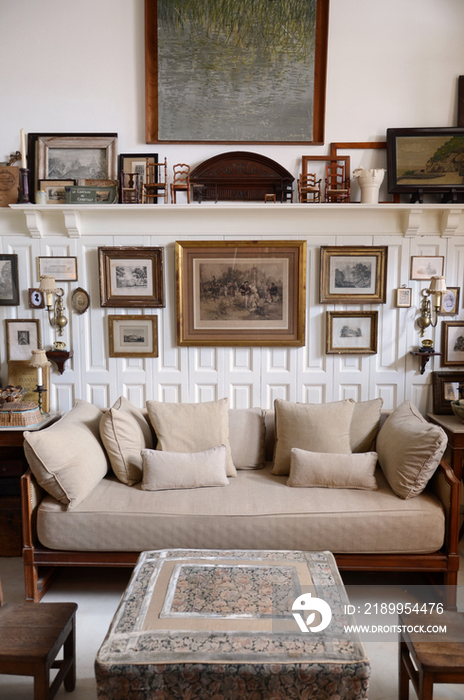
left=297, top=173, right=322, bottom=203
left=325, top=162, right=350, bottom=203
left=120, top=172, right=141, bottom=203
left=142, top=157, right=168, bottom=203
left=170, top=163, right=191, bottom=203
left=0, top=577, right=78, bottom=699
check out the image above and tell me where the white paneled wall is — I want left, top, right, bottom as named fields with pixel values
left=1, top=204, right=464, bottom=416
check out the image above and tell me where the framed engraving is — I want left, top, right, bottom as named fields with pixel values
left=410, top=256, right=444, bottom=280
left=0, top=254, right=19, bottom=305
left=326, top=310, right=378, bottom=355
left=108, top=315, right=158, bottom=358
left=98, top=247, right=165, bottom=308
left=320, top=246, right=388, bottom=304
left=5, top=319, right=41, bottom=361
left=38, top=256, right=78, bottom=281
left=432, top=371, right=464, bottom=414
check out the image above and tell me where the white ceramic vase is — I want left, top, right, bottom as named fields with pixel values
left=353, top=168, right=386, bottom=203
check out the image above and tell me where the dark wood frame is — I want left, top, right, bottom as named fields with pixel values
left=0, top=254, right=19, bottom=305
left=432, top=371, right=464, bottom=414
left=118, top=153, right=159, bottom=203
left=145, top=0, right=330, bottom=144
left=320, top=246, right=388, bottom=304
left=98, top=246, right=165, bottom=308
left=441, top=320, right=464, bottom=367
left=387, top=127, right=464, bottom=198
left=326, top=310, right=378, bottom=355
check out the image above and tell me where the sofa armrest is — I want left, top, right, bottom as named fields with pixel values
left=21, top=468, right=45, bottom=549
left=428, top=457, right=461, bottom=557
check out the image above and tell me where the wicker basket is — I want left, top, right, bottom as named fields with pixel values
left=0, top=401, right=42, bottom=427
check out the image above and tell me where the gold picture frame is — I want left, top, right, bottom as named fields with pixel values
left=320, top=246, right=388, bottom=304
left=396, top=287, right=412, bottom=308
left=8, top=360, right=50, bottom=413
left=326, top=310, right=378, bottom=355
left=108, top=315, right=159, bottom=358
left=438, top=287, right=460, bottom=316
left=98, top=247, right=165, bottom=308
left=441, top=320, right=464, bottom=367
left=176, top=240, right=306, bottom=346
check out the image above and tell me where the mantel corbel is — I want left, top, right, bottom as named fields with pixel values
left=24, top=209, right=43, bottom=238
left=63, top=210, right=82, bottom=237
left=403, top=208, right=422, bottom=237
left=440, top=208, right=462, bottom=237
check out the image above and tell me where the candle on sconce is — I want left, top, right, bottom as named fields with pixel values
left=20, top=129, right=27, bottom=169
left=37, top=365, right=43, bottom=386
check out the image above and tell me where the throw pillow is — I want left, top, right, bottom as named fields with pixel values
left=376, top=400, right=447, bottom=499
left=99, top=396, right=154, bottom=485
left=146, top=397, right=237, bottom=477
left=287, top=448, right=378, bottom=490
left=141, top=444, right=229, bottom=491
left=272, top=399, right=355, bottom=476
left=228, top=407, right=266, bottom=469
left=350, top=397, right=384, bottom=452
left=23, top=399, right=109, bottom=509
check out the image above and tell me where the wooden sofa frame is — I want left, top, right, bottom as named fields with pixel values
left=21, top=458, right=461, bottom=606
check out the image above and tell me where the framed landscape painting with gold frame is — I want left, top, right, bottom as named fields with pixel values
left=98, top=247, right=165, bottom=308
left=326, top=310, right=378, bottom=355
left=8, top=360, right=50, bottom=413
left=320, top=246, right=388, bottom=304
left=176, top=240, right=306, bottom=346
left=108, top=315, right=158, bottom=358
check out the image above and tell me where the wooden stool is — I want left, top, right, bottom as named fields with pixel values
left=0, top=580, right=77, bottom=700
left=399, top=611, right=464, bottom=700
left=264, top=193, right=276, bottom=202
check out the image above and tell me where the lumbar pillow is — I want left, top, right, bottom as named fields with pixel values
left=350, top=397, right=384, bottom=452
left=376, top=400, right=447, bottom=499
left=228, top=407, right=266, bottom=469
left=99, top=396, right=154, bottom=485
left=287, top=448, right=378, bottom=490
left=141, top=445, right=229, bottom=491
left=23, top=399, right=109, bottom=509
left=146, top=397, right=236, bottom=476
left=272, top=399, right=355, bottom=476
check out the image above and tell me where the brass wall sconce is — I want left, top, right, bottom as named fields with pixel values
left=39, top=275, right=68, bottom=336
left=417, top=276, right=447, bottom=337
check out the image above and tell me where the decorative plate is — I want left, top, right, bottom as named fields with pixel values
left=71, top=287, right=90, bottom=315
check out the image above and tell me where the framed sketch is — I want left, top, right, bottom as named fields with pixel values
left=410, top=256, right=444, bottom=280
left=5, top=319, right=41, bottom=361
left=0, top=254, right=19, bottom=305
left=38, top=179, right=76, bottom=204
left=108, top=315, right=158, bottom=358
left=145, top=0, right=329, bottom=144
left=432, top=371, right=464, bottom=414
left=441, top=321, right=464, bottom=367
left=8, top=359, right=50, bottom=413
left=28, top=133, right=118, bottom=201
left=326, top=311, right=378, bottom=355
left=38, top=256, right=78, bottom=282
left=387, top=127, right=464, bottom=197
left=396, top=287, right=412, bottom=308
left=98, top=247, right=165, bottom=308
left=439, top=287, right=460, bottom=316
left=319, top=246, right=388, bottom=304
left=176, top=240, right=306, bottom=346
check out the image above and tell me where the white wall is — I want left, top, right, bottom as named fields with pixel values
left=1, top=0, right=464, bottom=414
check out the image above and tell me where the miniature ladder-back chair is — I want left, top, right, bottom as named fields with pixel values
left=142, top=157, right=168, bottom=203
left=0, top=577, right=78, bottom=699
left=325, top=162, right=351, bottom=203
left=297, top=173, right=322, bottom=203
left=170, top=163, right=191, bottom=203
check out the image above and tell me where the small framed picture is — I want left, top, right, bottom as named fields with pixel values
left=326, top=311, right=378, bottom=355
left=438, top=287, right=460, bottom=316
left=98, top=247, right=165, bottom=308
left=108, top=315, right=158, bottom=358
left=5, top=319, right=41, bottom=361
left=396, top=287, right=412, bottom=308
left=0, top=254, right=19, bottom=306
left=28, top=288, right=45, bottom=309
left=432, top=371, right=464, bottom=414
left=410, top=256, right=444, bottom=280
left=441, top=321, right=464, bottom=367
left=38, top=179, right=76, bottom=204
left=38, top=256, right=78, bottom=281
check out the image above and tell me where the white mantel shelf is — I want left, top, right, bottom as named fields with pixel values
left=5, top=202, right=464, bottom=239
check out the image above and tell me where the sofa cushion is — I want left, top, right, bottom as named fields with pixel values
left=141, top=445, right=229, bottom=491
left=146, top=398, right=236, bottom=477
left=229, top=407, right=266, bottom=469
left=272, top=399, right=355, bottom=475
left=350, top=398, right=383, bottom=452
left=287, top=448, right=378, bottom=490
left=23, top=399, right=109, bottom=509
left=376, top=401, right=447, bottom=499
left=99, top=396, right=154, bottom=485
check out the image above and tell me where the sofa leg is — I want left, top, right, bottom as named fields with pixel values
left=23, top=550, right=40, bottom=602
left=443, top=570, right=458, bottom=611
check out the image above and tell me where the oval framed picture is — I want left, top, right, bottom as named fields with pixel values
left=71, top=287, right=90, bottom=315
left=439, top=287, right=460, bottom=316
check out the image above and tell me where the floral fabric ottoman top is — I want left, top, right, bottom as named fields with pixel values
left=95, top=549, right=370, bottom=700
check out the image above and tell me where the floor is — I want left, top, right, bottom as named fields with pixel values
left=0, top=545, right=463, bottom=700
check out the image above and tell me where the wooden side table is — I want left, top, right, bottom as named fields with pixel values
left=399, top=611, right=464, bottom=700
left=0, top=414, right=59, bottom=556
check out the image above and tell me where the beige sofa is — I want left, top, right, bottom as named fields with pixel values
left=21, top=397, right=461, bottom=605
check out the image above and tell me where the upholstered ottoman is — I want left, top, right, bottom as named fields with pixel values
left=95, top=549, right=370, bottom=700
